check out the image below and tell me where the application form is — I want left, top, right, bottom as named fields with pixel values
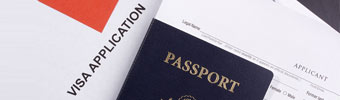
left=154, top=0, right=340, bottom=99
left=0, top=0, right=162, bottom=100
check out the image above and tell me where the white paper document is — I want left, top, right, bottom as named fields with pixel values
left=0, top=0, right=161, bottom=100
left=155, top=0, right=340, bottom=99
left=273, top=0, right=329, bottom=26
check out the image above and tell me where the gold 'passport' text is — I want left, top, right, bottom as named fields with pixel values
left=163, top=51, right=240, bottom=93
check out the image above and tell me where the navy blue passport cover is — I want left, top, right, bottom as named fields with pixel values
left=117, top=19, right=273, bottom=100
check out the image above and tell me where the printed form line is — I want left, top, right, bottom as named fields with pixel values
left=199, top=30, right=340, bottom=97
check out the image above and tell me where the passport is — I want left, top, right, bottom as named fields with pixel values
left=117, top=19, right=273, bottom=100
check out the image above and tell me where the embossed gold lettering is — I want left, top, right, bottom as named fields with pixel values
left=163, top=51, right=241, bottom=94
left=207, top=72, right=220, bottom=84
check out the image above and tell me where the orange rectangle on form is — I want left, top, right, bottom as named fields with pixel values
left=39, top=0, right=119, bottom=33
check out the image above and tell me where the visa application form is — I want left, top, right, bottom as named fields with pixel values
left=154, top=0, right=340, bottom=99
